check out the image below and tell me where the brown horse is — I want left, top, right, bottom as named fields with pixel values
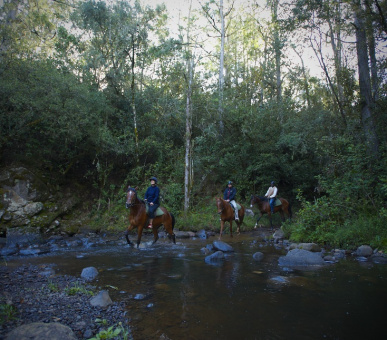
left=215, top=197, right=245, bottom=238
left=125, top=187, right=176, bottom=247
left=249, top=195, right=292, bottom=230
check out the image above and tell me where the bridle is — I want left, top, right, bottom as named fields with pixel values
left=126, top=188, right=140, bottom=208
left=216, top=198, right=225, bottom=214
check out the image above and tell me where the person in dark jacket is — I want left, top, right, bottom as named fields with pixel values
left=223, top=180, right=239, bottom=221
left=144, top=176, right=160, bottom=229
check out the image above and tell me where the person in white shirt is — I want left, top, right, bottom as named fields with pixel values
left=265, top=181, right=278, bottom=214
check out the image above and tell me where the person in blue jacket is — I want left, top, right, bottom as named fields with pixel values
left=144, top=176, right=160, bottom=229
left=223, top=180, right=239, bottom=221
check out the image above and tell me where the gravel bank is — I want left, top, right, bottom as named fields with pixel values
left=0, top=263, right=131, bottom=339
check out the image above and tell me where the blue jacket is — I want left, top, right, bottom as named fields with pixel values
left=144, top=185, right=160, bottom=204
left=223, top=187, right=236, bottom=201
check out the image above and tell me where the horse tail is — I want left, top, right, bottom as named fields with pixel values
left=171, top=213, right=176, bottom=230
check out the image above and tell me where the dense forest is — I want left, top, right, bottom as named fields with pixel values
left=1, top=0, right=386, bottom=250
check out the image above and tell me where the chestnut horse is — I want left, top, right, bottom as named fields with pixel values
left=125, top=187, right=176, bottom=247
left=215, top=197, right=245, bottom=238
left=249, top=195, right=292, bottom=230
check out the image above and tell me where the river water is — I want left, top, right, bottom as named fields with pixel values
left=6, top=233, right=387, bottom=339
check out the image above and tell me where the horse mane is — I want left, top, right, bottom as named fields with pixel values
left=127, top=187, right=145, bottom=204
left=252, top=195, right=268, bottom=202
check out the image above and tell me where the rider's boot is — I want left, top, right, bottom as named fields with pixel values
left=147, top=219, right=153, bottom=229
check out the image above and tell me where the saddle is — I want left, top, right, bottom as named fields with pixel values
left=145, top=204, right=164, bottom=216
left=230, top=202, right=242, bottom=210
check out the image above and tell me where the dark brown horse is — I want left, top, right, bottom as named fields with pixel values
left=125, top=187, right=176, bottom=247
left=215, top=197, right=245, bottom=238
left=249, top=195, right=292, bottom=230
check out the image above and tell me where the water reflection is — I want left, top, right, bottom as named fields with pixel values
left=6, top=234, right=387, bottom=339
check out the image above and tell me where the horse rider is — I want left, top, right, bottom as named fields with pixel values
left=223, top=180, right=239, bottom=221
left=265, top=181, right=278, bottom=214
left=144, top=176, right=160, bottom=229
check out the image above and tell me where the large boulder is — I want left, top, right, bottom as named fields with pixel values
left=90, top=290, right=113, bottom=307
left=0, top=166, right=81, bottom=236
left=81, top=266, right=98, bottom=281
left=278, top=248, right=325, bottom=267
left=205, top=250, right=225, bottom=263
left=213, top=240, right=234, bottom=252
left=5, top=322, right=77, bottom=340
left=356, top=245, right=373, bottom=257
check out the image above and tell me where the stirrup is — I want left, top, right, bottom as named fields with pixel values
left=147, top=224, right=152, bottom=229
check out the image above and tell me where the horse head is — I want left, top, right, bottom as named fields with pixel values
left=215, top=197, right=224, bottom=214
left=250, top=194, right=257, bottom=208
left=126, top=187, right=138, bottom=208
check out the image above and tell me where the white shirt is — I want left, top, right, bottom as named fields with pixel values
left=265, top=186, right=278, bottom=198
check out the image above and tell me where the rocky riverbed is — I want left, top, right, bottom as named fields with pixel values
left=0, top=263, right=131, bottom=339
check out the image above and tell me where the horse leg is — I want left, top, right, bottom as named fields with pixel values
left=254, top=214, right=262, bottom=229
left=125, top=225, right=134, bottom=246
left=269, top=214, right=274, bottom=231
left=151, top=226, right=159, bottom=245
left=288, top=204, right=292, bottom=222
left=219, top=220, right=225, bottom=239
left=236, top=220, right=241, bottom=234
left=280, top=210, right=285, bottom=222
left=165, top=217, right=176, bottom=244
left=136, top=227, right=144, bottom=248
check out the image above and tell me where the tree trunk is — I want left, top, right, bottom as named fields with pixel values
left=184, top=0, right=194, bottom=214
left=218, top=0, right=225, bottom=134
left=272, top=0, right=282, bottom=102
left=354, top=2, right=379, bottom=158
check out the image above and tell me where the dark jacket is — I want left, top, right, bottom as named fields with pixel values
left=144, top=185, right=160, bottom=204
left=223, top=187, right=236, bottom=201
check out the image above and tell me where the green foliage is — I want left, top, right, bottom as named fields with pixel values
left=65, top=282, right=94, bottom=296
left=90, top=321, right=130, bottom=340
left=0, top=303, right=17, bottom=324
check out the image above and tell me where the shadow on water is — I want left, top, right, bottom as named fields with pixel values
left=5, top=233, right=387, bottom=339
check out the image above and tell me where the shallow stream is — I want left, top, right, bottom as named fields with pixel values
left=6, top=233, right=387, bottom=339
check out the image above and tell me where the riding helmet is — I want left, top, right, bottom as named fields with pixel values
left=271, top=181, right=275, bottom=185
left=150, top=176, right=158, bottom=183
left=228, top=181, right=233, bottom=185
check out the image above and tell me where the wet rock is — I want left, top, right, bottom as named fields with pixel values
left=371, top=255, right=387, bottom=264
left=90, top=290, right=113, bottom=307
left=200, top=247, right=211, bottom=255
left=356, top=245, right=373, bottom=257
left=269, top=276, right=288, bottom=284
left=332, top=249, right=346, bottom=259
left=213, top=240, right=234, bottom=252
left=134, top=293, right=146, bottom=300
left=253, top=252, right=264, bottom=261
left=174, top=231, right=191, bottom=238
left=6, top=227, right=42, bottom=246
left=196, top=229, right=208, bottom=239
left=81, top=266, right=98, bottom=281
left=323, top=255, right=337, bottom=263
left=5, top=322, right=77, bottom=340
left=278, top=249, right=325, bottom=267
left=206, top=244, right=215, bottom=252
left=1, top=244, right=18, bottom=256
left=273, top=229, right=285, bottom=243
left=289, top=242, right=321, bottom=252
left=205, top=250, right=225, bottom=263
